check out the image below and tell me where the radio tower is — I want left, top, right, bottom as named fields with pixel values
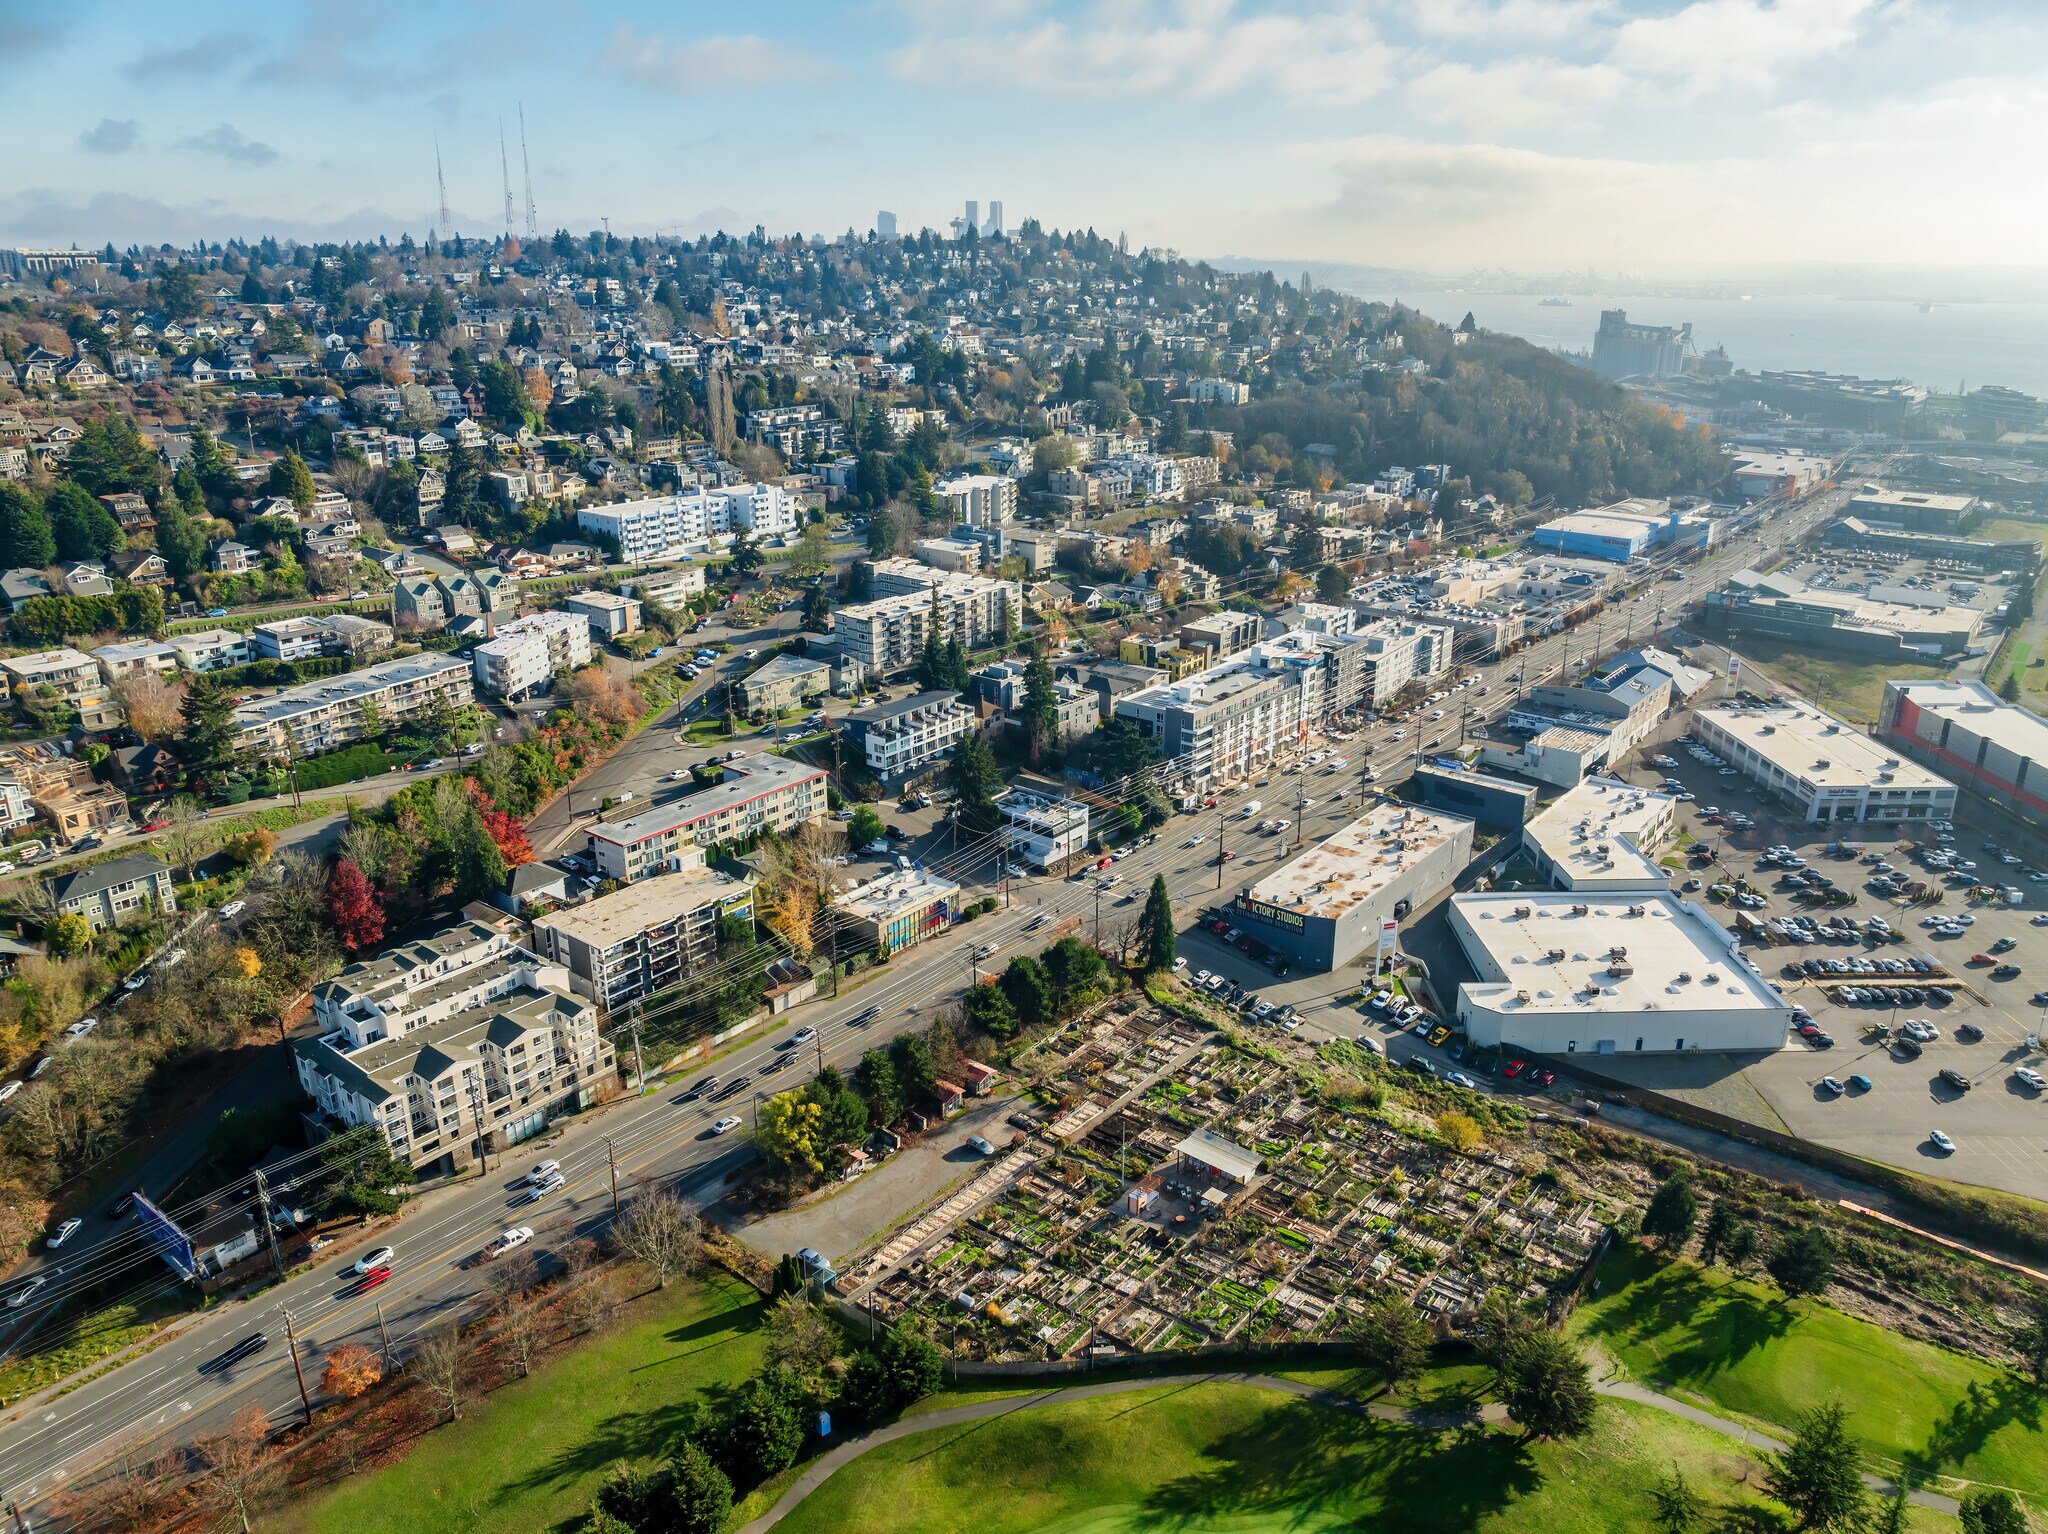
left=498, top=119, right=515, bottom=238
left=434, top=136, right=451, bottom=239
left=518, top=104, right=538, bottom=241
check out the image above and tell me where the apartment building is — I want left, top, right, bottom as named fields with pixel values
left=578, top=483, right=798, bottom=562
left=529, top=850, right=755, bottom=1011
left=294, top=919, right=616, bottom=1170
left=168, top=628, right=252, bottom=672
left=51, top=854, right=177, bottom=931
left=841, top=691, right=978, bottom=777
left=623, top=567, right=706, bottom=606
left=586, top=755, right=828, bottom=882
left=1180, top=610, right=1262, bottom=663
left=250, top=613, right=394, bottom=662
left=233, top=652, right=476, bottom=756
left=934, top=473, right=1018, bottom=527
left=997, top=788, right=1090, bottom=870
left=471, top=609, right=592, bottom=699
left=1353, top=616, right=1457, bottom=704
left=564, top=591, right=641, bottom=641
left=832, top=560, right=1020, bottom=675
left=90, top=639, right=180, bottom=685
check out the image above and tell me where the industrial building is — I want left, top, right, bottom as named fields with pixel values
left=1881, top=678, right=2048, bottom=821
left=529, top=850, right=755, bottom=1011
left=1845, top=486, right=1976, bottom=533
left=1449, top=893, right=1790, bottom=1056
left=1529, top=499, right=1715, bottom=563
left=1520, top=777, right=1678, bottom=892
left=1694, top=702, right=1957, bottom=824
left=1591, top=310, right=1691, bottom=380
left=1412, top=763, right=1540, bottom=828
left=586, top=756, right=827, bottom=881
left=1701, top=569, right=1988, bottom=661
left=1824, top=516, right=2040, bottom=575
left=1229, top=802, right=1474, bottom=971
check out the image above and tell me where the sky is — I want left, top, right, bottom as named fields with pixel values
left=2, top=0, right=2044, bottom=276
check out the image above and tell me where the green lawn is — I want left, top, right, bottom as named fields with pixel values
left=773, top=1378, right=1957, bottom=1533
left=1724, top=637, right=1944, bottom=725
left=272, top=1273, right=766, bottom=1534
left=1573, top=1243, right=2048, bottom=1498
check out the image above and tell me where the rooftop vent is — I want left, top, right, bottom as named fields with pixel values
left=1570, top=903, right=1590, bottom=916
left=1544, top=947, right=1566, bottom=962
left=1703, top=973, right=1720, bottom=985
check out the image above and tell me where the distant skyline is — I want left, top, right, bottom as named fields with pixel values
left=4, top=0, right=2046, bottom=276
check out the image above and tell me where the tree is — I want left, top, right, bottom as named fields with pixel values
left=1767, top=1227, right=1837, bottom=1299
left=267, top=449, right=318, bottom=513
left=1642, top=1173, right=1699, bottom=1250
left=757, top=1090, right=826, bottom=1175
left=614, top=1188, right=701, bottom=1290
left=1287, top=523, right=1324, bottom=573
left=2003, top=672, right=2022, bottom=702
left=321, top=1342, right=383, bottom=1399
left=181, top=676, right=242, bottom=782
left=840, top=1322, right=945, bottom=1424
left=999, top=953, right=1053, bottom=1029
left=945, top=732, right=1004, bottom=835
left=670, top=1440, right=735, bottom=1534
left=326, top=858, right=385, bottom=951
left=1315, top=563, right=1350, bottom=603
left=848, top=805, right=885, bottom=847
left=723, top=1371, right=805, bottom=1482
left=191, top=1405, right=278, bottom=1533
left=1356, top=1293, right=1429, bottom=1394
left=1699, top=1199, right=1745, bottom=1267
left=1959, top=1488, right=2032, bottom=1534
left=450, top=806, right=511, bottom=901
left=1649, top=1464, right=1704, bottom=1533
left=2015, top=1295, right=2048, bottom=1388
left=154, top=796, right=209, bottom=881
left=44, top=910, right=92, bottom=957
left=116, top=671, right=188, bottom=740
left=1497, top=1329, right=1597, bottom=1441
left=763, top=1292, right=840, bottom=1384
left=46, top=480, right=125, bottom=562
left=962, top=979, right=1019, bottom=1038
left=1042, top=936, right=1109, bottom=1016
left=1765, top=1398, right=1868, bottom=1532
left=1020, top=652, right=1060, bottom=763
left=729, top=528, right=764, bottom=580
left=802, top=583, right=832, bottom=632
left=412, top=1321, right=471, bottom=1422
left=1130, top=872, right=1179, bottom=970
left=0, top=482, right=54, bottom=569
left=1437, top=1110, right=1483, bottom=1152
left=857, top=1047, right=904, bottom=1125
left=224, top=828, right=277, bottom=868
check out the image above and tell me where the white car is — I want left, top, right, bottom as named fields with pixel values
left=1194, top=969, right=1213, bottom=986
left=354, top=1245, right=396, bottom=1274
left=711, top=1116, right=743, bottom=1136
left=63, top=1018, right=97, bottom=1042
left=45, top=1217, right=80, bottom=1249
left=1956, top=913, right=1977, bottom=926
left=527, top=1160, right=561, bottom=1185
left=218, top=900, right=246, bottom=920
left=1172, top=956, right=1187, bottom=971
left=1928, top=1129, right=1956, bottom=1153
left=1183, top=835, right=1206, bottom=848
left=966, top=1135, right=996, bottom=1156
left=7, top=1275, right=48, bottom=1309
left=0, top=862, right=14, bottom=876
left=492, top=1227, right=534, bottom=1256
left=2015, top=1067, right=2048, bottom=1092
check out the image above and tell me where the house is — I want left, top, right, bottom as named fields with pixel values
left=50, top=855, right=178, bottom=932
left=0, top=570, right=52, bottom=610
left=110, top=549, right=171, bottom=587
left=212, top=541, right=258, bottom=575
left=91, top=639, right=180, bottom=685
left=109, top=742, right=179, bottom=793
left=169, top=628, right=251, bottom=672
left=60, top=562, right=115, bottom=598
left=99, top=493, right=154, bottom=531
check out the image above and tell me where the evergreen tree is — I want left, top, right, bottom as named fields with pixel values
left=1356, top=1292, right=1430, bottom=1394
left=999, top=954, right=1053, bottom=1029
left=1497, top=1329, right=1597, bottom=1441
left=1699, top=1199, right=1745, bottom=1267
left=1288, top=522, right=1324, bottom=573
left=729, top=528, right=763, bottom=580
left=180, top=675, right=242, bottom=781
left=0, top=482, right=55, bottom=569
left=1641, top=1173, right=1699, bottom=1250
left=1767, top=1227, right=1837, bottom=1299
left=267, top=448, right=318, bottom=513
left=1959, top=1489, right=2031, bottom=1534
left=46, top=480, right=125, bottom=562
left=159, top=473, right=210, bottom=583
left=1765, top=1399, right=1868, bottom=1532
left=1137, top=874, right=1176, bottom=972
left=668, top=1441, right=734, bottom=1534
left=1021, top=652, right=1060, bottom=762
left=945, top=732, right=1004, bottom=834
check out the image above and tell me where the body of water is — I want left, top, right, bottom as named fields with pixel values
left=1333, top=287, right=2048, bottom=400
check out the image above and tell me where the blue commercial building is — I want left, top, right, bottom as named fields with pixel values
left=1529, top=499, right=1715, bottom=564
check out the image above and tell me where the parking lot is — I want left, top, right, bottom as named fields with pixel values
left=1607, top=715, right=2048, bottom=1199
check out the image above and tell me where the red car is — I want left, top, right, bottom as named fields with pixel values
left=140, top=818, right=167, bottom=832
left=1502, top=1058, right=1527, bottom=1079
left=1969, top=953, right=1995, bottom=966
left=1532, top=1068, right=1557, bottom=1088
left=1215, top=850, right=1236, bottom=864
left=355, top=1266, right=392, bottom=1292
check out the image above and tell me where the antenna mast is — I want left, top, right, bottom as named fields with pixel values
left=519, top=104, right=538, bottom=240
left=498, top=118, right=515, bottom=238
left=434, top=135, right=451, bottom=238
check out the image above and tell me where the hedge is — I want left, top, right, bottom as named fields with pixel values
left=291, top=742, right=412, bottom=791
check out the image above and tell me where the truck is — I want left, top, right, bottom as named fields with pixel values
left=1238, top=800, right=1263, bottom=819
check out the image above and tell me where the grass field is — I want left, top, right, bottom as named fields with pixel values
left=1573, top=1244, right=2048, bottom=1498
left=272, top=1272, right=766, bottom=1534
left=1724, top=636, right=1945, bottom=725
left=772, top=1379, right=1957, bottom=1534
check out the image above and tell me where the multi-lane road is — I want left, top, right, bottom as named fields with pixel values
left=0, top=477, right=1853, bottom=1514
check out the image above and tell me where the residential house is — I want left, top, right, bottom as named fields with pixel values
left=51, top=855, right=178, bottom=932
left=212, top=541, right=259, bottom=575
left=110, top=549, right=171, bottom=587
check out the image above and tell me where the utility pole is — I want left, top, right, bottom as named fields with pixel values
left=1092, top=885, right=1102, bottom=949
left=375, top=1300, right=394, bottom=1366
left=464, top=1075, right=490, bottom=1174
left=1215, top=806, right=1226, bottom=889
left=1294, top=754, right=1306, bottom=851
left=605, top=1137, right=619, bottom=1214
left=630, top=1025, right=646, bottom=1095
left=278, top=1305, right=313, bottom=1424
left=254, top=1169, right=283, bottom=1276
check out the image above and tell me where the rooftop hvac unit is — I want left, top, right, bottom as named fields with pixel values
left=1760, top=725, right=1775, bottom=734
left=1513, top=905, right=1531, bottom=918
left=1545, top=947, right=1566, bottom=961
left=1596, top=844, right=1611, bottom=857
left=1814, top=760, right=1830, bottom=770
left=1627, top=903, right=1645, bottom=916
left=1607, top=945, right=1629, bottom=959
left=1703, top=973, right=1720, bottom=984
left=1677, top=971, right=1692, bottom=983
left=1515, top=990, right=1530, bottom=1003
left=1883, top=757, right=1900, bottom=767
left=1570, top=903, right=1590, bottom=916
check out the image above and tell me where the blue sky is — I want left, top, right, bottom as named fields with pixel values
left=2, top=0, right=2043, bottom=272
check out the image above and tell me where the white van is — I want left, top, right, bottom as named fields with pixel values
left=1238, top=799, right=1263, bottom=819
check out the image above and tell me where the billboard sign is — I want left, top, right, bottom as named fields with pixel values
left=131, top=1192, right=197, bottom=1280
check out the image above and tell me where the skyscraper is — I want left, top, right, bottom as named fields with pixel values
left=876, top=209, right=898, bottom=240
left=983, top=200, right=1004, bottom=239
left=964, top=200, right=979, bottom=237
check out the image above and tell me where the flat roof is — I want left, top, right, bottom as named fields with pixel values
left=1243, top=802, right=1469, bottom=921
left=1850, top=487, right=1975, bottom=512
left=232, top=652, right=470, bottom=729
left=589, top=755, right=824, bottom=847
left=1539, top=511, right=1663, bottom=540
left=1523, top=777, right=1675, bottom=887
left=1890, top=678, right=2048, bottom=760
left=1454, top=892, right=1786, bottom=1016
left=533, top=865, right=752, bottom=949
left=836, top=867, right=961, bottom=920
left=1697, top=703, right=1953, bottom=792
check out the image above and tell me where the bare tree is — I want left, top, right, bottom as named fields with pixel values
left=191, top=1405, right=277, bottom=1533
left=58, top=1447, right=185, bottom=1531
left=613, top=1188, right=702, bottom=1291
left=116, top=671, right=190, bottom=742
left=557, top=1238, right=615, bottom=1335
left=410, top=1321, right=470, bottom=1422
left=155, top=797, right=212, bottom=882
left=494, top=1290, right=551, bottom=1379
left=488, top=1249, right=540, bottom=1310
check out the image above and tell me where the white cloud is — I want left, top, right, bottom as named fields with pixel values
left=1607, top=0, right=1875, bottom=89
left=594, top=25, right=836, bottom=88
left=78, top=118, right=142, bottom=156
left=1401, top=58, right=1630, bottom=132
left=889, top=1, right=1397, bottom=105
left=176, top=123, right=278, bottom=167
left=1404, top=0, right=1614, bottom=42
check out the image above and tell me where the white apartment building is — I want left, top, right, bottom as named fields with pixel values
left=530, top=849, right=755, bottom=1011
left=91, top=639, right=180, bottom=685
left=623, top=567, right=706, bottom=606
left=233, top=652, right=475, bottom=756
left=1694, top=703, right=1958, bottom=824
left=1354, top=616, right=1457, bottom=704
left=293, top=919, right=616, bottom=1170
left=472, top=609, right=592, bottom=699
left=169, top=628, right=252, bottom=672
left=833, top=561, right=1021, bottom=676
left=577, top=482, right=799, bottom=563
left=841, top=690, right=978, bottom=777
left=586, top=755, right=828, bottom=882
left=934, top=473, right=1018, bottom=527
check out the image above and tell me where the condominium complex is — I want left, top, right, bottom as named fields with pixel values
left=250, top=613, right=395, bottom=662
left=577, top=482, right=799, bottom=563
left=294, top=918, right=616, bottom=1170
left=1113, top=629, right=1373, bottom=787
left=1353, top=617, right=1457, bottom=704
left=530, top=849, right=755, bottom=1011
left=232, top=652, right=476, bottom=756
left=471, top=609, right=593, bottom=699
left=934, top=473, right=1018, bottom=527
left=841, top=691, right=978, bottom=777
left=831, top=559, right=1020, bottom=675
left=586, top=754, right=828, bottom=881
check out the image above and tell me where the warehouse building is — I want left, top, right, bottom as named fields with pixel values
left=1694, top=702, right=1957, bottom=824
left=1449, top=892, right=1790, bottom=1056
left=1229, top=802, right=1474, bottom=971
left=1881, top=678, right=2048, bottom=820
left=1412, top=763, right=1540, bottom=829
left=1701, top=569, right=1986, bottom=661
left=1844, top=487, right=1976, bottom=534
left=1528, top=499, right=1714, bottom=563
left=1521, top=777, right=1678, bottom=892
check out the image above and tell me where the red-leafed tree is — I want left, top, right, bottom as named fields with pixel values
left=327, top=858, right=385, bottom=952
left=465, top=779, right=535, bottom=867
